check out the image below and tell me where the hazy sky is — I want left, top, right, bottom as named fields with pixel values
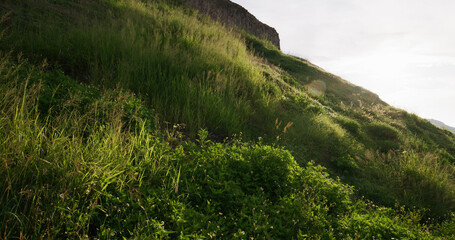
left=231, top=0, right=455, bottom=127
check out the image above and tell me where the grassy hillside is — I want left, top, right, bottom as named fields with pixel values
left=244, top=35, right=455, bottom=215
left=1, top=0, right=455, bottom=238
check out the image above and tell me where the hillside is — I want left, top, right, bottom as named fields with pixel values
left=429, top=119, right=455, bottom=134
left=1, top=0, right=455, bottom=238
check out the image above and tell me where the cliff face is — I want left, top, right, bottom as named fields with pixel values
left=184, top=0, right=280, bottom=49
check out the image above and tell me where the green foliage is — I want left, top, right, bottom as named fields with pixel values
left=244, top=34, right=387, bottom=107
left=357, top=149, right=455, bottom=217
left=1, top=0, right=274, bottom=137
left=365, top=121, right=401, bottom=151
left=338, top=203, right=431, bottom=239
left=404, top=112, right=455, bottom=155
left=1, top=0, right=455, bottom=238
left=284, top=114, right=361, bottom=167
left=0, top=54, right=440, bottom=239
left=433, top=213, right=455, bottom=238
left=365, top=122, right=400, bottom=141
left=282, top=74, right=297, bottom=86
left=336, top=115, right=361, bottom=135
left=332, top=154, right=359, bottom=175
left=280, top=93, right=324, bottom=114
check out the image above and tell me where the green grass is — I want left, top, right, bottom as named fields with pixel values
left=356, top=149, right=455, bottom=217
left=1, top=0, right=280, bottom=137
left=1, top=0, right=455, bottom=238
left=0, top=55, right=441, bottom=238
left=244, top=34, right=387, bottom=107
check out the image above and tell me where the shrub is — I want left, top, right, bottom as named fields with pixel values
left=365, top=121, right=401, bottom=151
left=365, top=122, right=400, bottom=141
left=336, top=115, right=361, bottom=135
left=332, top=154, right=359, bottom=174
left=433, top=213, right=455, bottom=238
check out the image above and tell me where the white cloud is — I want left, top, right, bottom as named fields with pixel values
left=232, top=0, right=455, bottom=127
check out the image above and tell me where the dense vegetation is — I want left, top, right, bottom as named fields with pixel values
left=1, top=0, right=455, bottom=238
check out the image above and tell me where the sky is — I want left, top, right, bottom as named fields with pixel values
left=231, top=0, right=455, bottom=127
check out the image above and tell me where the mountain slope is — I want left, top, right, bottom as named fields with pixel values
left=429, top=119, right=455, bottom=134
left=1, top=0, right=455, bottom=238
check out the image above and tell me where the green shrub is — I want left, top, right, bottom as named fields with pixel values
left=282, top=74, right=297, bottom=86
left=179, top=142, right=356, bottom=239
left=336, top=115, right=361, bottom=135
left=365, top=121, right=401, bottom=151
left=357, top=150, right=455, bottom=217
left=332, top=154, right=359, bottom=174
left=365, top=122, right=400, bottom=141
left=339, top=203, right=430, bottom=239
left=433, top=213, right=455, bottom=238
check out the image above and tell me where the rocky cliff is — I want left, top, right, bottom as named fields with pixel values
left=184, top=0, right=280, bottom=49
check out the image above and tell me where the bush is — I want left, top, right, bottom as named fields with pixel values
left=433, top=213, right=455, bottom=238
left=365, top=122, right=400, bottom=141
left=339, top=203, right=430, bottom=239
left=365, top=121, right=401, bottom=151
left=336, top=115, right=361, bottom=135
left=179, top=142, right=356, bottom=239
left=332, top=154, right=359, bottom=174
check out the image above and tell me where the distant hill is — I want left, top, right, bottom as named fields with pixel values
left=429, top=119, right=455, bottom=133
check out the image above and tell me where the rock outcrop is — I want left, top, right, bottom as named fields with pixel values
left=184, top=0, right=280, bottom=49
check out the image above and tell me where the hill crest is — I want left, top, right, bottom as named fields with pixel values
left=183, top=0, right=280, bottom=49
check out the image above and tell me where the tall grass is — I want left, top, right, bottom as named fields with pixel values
left=1, top=1, right=455, bottom=237
left=0, top=53, right=176, bottom=238
left=1, top=0, right=281, bottom=137
left=0, top=55, right=437, bottom=238
left=357, top=149, right=455, bottom=217
left=2, top=0, right=455, bottom=235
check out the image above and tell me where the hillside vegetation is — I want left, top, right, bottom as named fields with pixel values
left=1, top=0, right=455, bottom=238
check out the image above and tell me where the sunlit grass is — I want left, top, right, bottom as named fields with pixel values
left=1, top=0, right=455, bottom=238
left=0, top=55, right=437, bottom=238
left=1, top=0, right=279, bottom=137
left=358, top=149, right=455, bottom=216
